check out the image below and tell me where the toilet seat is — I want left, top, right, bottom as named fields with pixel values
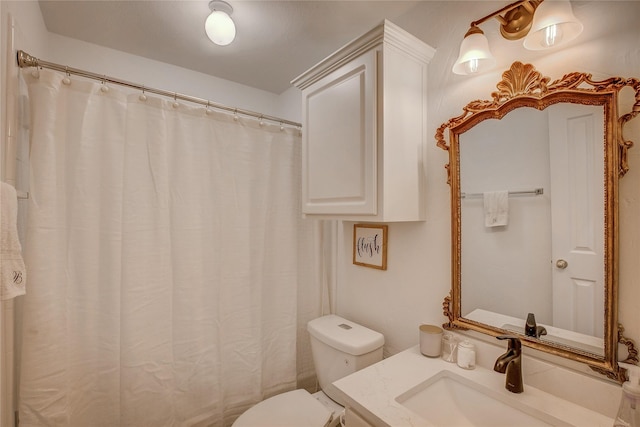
left=232, top=389, right=334, bottom=427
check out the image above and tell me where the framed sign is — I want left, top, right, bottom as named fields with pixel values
left=353, top=224, right=388, bottom=270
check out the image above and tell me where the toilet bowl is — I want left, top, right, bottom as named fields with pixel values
left=232, top=315, right=384, bottom=427
left=232, top=389, right=338, bottom=427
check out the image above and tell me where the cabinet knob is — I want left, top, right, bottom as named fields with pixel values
left=556, top=259, right=568, bottom=269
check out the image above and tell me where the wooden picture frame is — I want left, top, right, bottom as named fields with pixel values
left=353, top=224, right=388, bottom=270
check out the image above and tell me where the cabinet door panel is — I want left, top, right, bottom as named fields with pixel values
left=302, top=51, right=377, bottom=215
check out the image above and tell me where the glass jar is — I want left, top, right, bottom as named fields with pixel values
left=441, top=333, right=458, bottom=363
left=456, top=340, right=476, bottom=369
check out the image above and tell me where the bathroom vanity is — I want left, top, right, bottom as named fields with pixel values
left=332, top=343, right=617, bottom=427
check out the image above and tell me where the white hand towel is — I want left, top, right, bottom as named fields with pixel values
left=483, top=190, right=509, bottom=227
left=1, top=182, right=26, bottom=300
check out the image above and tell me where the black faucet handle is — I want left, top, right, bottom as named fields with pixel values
left=525, top=313, right=537, bottom=337
left=496, top=335, right=522, bottom=351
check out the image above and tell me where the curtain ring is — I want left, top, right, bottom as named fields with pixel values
left=62, top=66, right=71, bottom=85
left=139, top=85, right=147, bottom=101
left=100, top=75, right=109, bottom=93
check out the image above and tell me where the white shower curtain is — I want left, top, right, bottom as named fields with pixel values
left=18, top=69, right=320, bottom=427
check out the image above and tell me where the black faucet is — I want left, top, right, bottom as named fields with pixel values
left=494, top=335, right=524, bottom=393
left=525, top=313, right=547, bottom=338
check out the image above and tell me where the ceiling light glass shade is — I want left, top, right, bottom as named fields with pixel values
left=205, top=3, right=236, bottom=46
left=452, top=28, right=496, bottom=75
left=523, top=0, right=583, bottom=50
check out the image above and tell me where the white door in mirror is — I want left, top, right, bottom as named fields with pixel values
left=548, top=103, right=605, bottom=338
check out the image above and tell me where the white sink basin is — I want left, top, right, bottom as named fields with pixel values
left=395, top=370, right=571, bottom=427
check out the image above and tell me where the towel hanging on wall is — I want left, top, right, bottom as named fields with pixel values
left=1, top=182, right=26, bottom=300
left=483, top=190, right=509, bottom=227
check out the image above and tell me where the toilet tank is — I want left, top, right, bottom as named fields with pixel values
left=307, top=315, right=384, bottom=404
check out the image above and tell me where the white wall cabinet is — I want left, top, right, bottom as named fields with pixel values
left=292, top=20, right=435, bottom=221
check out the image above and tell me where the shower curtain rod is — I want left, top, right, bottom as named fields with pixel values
left=16, top=50, right=302, bottom=128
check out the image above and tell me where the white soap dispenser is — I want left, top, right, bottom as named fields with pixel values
left=614, top=362, right=640, bottom=427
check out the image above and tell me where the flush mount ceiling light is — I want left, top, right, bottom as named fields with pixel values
left=205, top=0, right=236, bottom=46
left=453, top=0, right=583, bottom=75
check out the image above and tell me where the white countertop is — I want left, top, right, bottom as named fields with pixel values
left=332, top=345, right=615, bottom=427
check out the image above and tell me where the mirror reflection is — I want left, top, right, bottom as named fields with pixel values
left=459, top=104, right=605, bottom=356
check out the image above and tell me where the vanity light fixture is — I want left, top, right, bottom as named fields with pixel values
left=453, top=0, right=582, bottom=75
left=205, top=0, right=236, bottom=46
left=523, top=0, right=583, bottom=50
left=452, top=26, right=496, bottom=75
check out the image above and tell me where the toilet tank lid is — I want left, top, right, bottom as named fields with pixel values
left=307, top=315, right=384, bottom=356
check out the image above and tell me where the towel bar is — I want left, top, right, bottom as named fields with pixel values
left=461, top=188, right=543, bottom=199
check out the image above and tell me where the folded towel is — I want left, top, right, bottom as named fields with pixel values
left=1, top=182, right=26, bottom=300
left=483, top=190, right=509, bottom=227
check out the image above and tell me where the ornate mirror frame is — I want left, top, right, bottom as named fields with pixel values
left=436, top=62, right=639, bottom=382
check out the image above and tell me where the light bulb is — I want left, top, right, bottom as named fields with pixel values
left=205, top=9, right=236, bottom=46
left=542, top=24, right=562, bottom=47
left=465, top=58, right=479, bottom=74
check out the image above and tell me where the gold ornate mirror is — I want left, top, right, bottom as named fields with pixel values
left=436, top=62, right=639, bottom=382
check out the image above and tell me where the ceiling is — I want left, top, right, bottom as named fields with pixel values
left=37, top=0, right=431, bottom=94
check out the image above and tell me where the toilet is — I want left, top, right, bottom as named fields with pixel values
left=232, top=314, right=384, bottom=427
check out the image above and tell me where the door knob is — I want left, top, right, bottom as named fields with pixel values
left=556, top=259, right=568, bottom=269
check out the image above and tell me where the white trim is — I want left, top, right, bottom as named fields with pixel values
left=291, top=20, right=435, bottom=90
